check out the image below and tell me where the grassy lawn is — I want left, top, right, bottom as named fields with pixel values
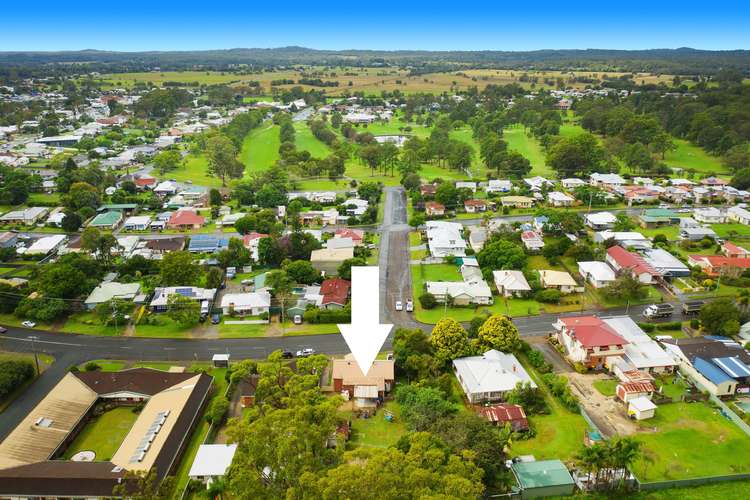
left=241, top=124, right=279, bottom=174
left=503, top=125, right=555, bottom=178
left=711, top=223, right=750, bottom=238
left=167, top=154, right=224, bottom=188
left=80, top=360, right=128, bottom=371
left=409, top=231, right=423, bottom=247
left=630, top=480, right=750, bottom=500
left=282, top=323, right=340, bottom=336
left=559, top=123, right=587, bottom=139
left=296, top=122, right=331, bottom=158
left=349, top=400, right=407, bottom=449
left=132, top=316, right=194, bottom=338
left=27, top=192, right=60, bottom=205
left=217, top=322, right=269, bottom=338
left=663, top=139, right=728, bottom=176
left=654, top=376, right=689, bottom=402
left=0, top=313, right=55, bottom=331
left=638, top=224, right=681, bottom=240
left=510, top=357, right=590, bottom=461
left=592, top=378, right=618, bottom=397
left=587, top=285, right=663, bottom=309
left=60, top=312, right=125, bottom=336
left=632, top=402, right=750, bottom=481
left=410, top=263, right=545, bottom=322
left=62, top=407, right=139, bottom=461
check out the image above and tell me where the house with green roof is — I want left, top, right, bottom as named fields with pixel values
left=638, top=208, right=679, bottom=228
left=97, top=203, right=138, bottom=214
left=511, top=459, right=575, bottom=498
left=88, top=211, right=123, bottom=230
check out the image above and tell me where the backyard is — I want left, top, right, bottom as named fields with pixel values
left=510, top=357, right=591, bottom=461
left=348, top=400, right=407, bottom=449
left=62, top=407, right=139, bottom=461
left=631, top=402, right=750, bottom=482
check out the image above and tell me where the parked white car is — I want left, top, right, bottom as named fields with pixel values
left=22, top=320, right=36, bottom=328
left=405, top=300, right=414, bottom=312
left=395, top=301, right=403, bottom=311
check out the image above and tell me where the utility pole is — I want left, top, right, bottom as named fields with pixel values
left=28, top=336, right=40, bottom=376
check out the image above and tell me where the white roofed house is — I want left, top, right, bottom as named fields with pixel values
left=456, top=181, right=477, bottom=193
left=425, top=280, right=493, bottom=306
left=589, top=173, right=626, bottom=189
left=84, top=281, right=141, bottom=310
left=22, top=234, right=67, bottom=255
left=123, top=215, right=151, bottom=231
left=486, top=179, right=513, bottom=193
left=0, top=207, right=48, bottom=225
left=189, top=444, right=237, bottom=485
left=453, top=350, right=537, bottom=404
left=584, top=211, right=617, bottom=230
left=218, top=212, right=246, bottom=227
left=727, top=205, right=750, bottom=225
left=220, top=291, right=271, bottom=316
left=603, top=316, right=677, bottom=374
left=493, top=270, right=531, bottom=297
left=425, top=221, right=466, bottom=258
left=693, top=207, right=725, bottom=224
left=547, top=191, right=575, bottom=207
left=343, top=198, right=369, bottom=217
left=593, top=230, right=652, bottom=250
left=561, top=178, right=586, bottom=189
left=539, top=270, right=579, bottom=294
left=578, top=261, right=616, bottom=288
left=150, top=286, right=216, bottom=313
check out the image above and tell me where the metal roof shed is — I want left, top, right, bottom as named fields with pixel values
left=511, top=459, right=575, bottom=499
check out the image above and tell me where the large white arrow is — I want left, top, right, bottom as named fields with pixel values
left=338, top=266, right=393, bottom=376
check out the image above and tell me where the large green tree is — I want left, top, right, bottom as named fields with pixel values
left=430, top=318, right=474, bottom=366
left=476, top=314, right=521, bottom=352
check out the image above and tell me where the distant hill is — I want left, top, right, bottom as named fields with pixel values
left=1, top=47, right=749, bottom=74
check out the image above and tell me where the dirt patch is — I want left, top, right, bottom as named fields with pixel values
left=567, top=372, right=639, bottom=437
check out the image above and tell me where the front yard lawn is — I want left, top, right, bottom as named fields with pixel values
left=631, top=402, right=750, bottom=481
left=711, top=223, right=750, bottom=238
left=62, top=407, right=139, bottom=461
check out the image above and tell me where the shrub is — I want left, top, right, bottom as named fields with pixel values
left=0, top=360, right=35, bottom=400
left=419, top=292, right=437, bottom=310
left=656, top=321, right=682, bottom=331
left=84, top=362, right=101, bottom=372
left=534, top=289, right=562, bottom=304
left=541, top=373, right=580, bottom=412
left=205, top=397, right=230, bottom=425
left=638, top=322, right=656, bottom=332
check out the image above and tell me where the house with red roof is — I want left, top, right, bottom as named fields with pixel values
left=425, top=201, right=446, bottom=217
left=721, top=242, right=750, bottom=259
left=167, top=209, right=205, bottom=230
left=319, top=278, right=351, bottom=310
left=464, top=199, right=490, bottom=213
left=334, top=228, right=364, bottom=246
left=242, top=232, right=269, bottom=261
left=420, top=184, right=438, bottom=197
left=134, top=175, right=156, bottom=190
left=606, top=245, right=660, bottom=284
left=476, top=403, right=529, bottom=431
left=554, top=316, right=628, bottom=369
left=616, top=381, right=655, bottom=403
left=688, top=254, right=750, bottom=277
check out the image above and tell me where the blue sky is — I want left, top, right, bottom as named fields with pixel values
left=2, top=1, right=749, bottom=51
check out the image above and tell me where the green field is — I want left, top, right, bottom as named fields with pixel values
left=632, top=480, right=750, bottom=500
left=449, top=127, right=484, bottom=177
left=240, top=124, right=280, bottom=173
left=663, top=139, right=727, bottom=176
left=631, top=402, right=750, bottom=482
left=503, top=125, right=555, bottom=177
left=295, top=122, right=332, bottom=158
left=166, top=154, right=224, bottom=188
left=711, top=223, right=750, bottom=238
left=63, top=407, right=139, bottom=461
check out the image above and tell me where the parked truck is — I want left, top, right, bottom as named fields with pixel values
left=681, top=300, right=704, bottom=316
left=642, top=303, right=675, bottom=319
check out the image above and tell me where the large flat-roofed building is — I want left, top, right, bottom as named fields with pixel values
left=0, top=368, right=212, bottom=498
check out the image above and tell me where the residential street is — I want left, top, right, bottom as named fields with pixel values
left=0, top=186, right=716, bottom=441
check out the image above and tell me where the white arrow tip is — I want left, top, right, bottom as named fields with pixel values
left=337, top=323, right=393, bottom=376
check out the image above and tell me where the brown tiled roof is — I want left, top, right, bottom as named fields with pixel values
left=0, top=461, right=125, bottom=497
left=145, top=237, right=185, bottom=252
left=320, top=278, right=350, bottom=306
left=73, top=368, right=196, bottom=396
